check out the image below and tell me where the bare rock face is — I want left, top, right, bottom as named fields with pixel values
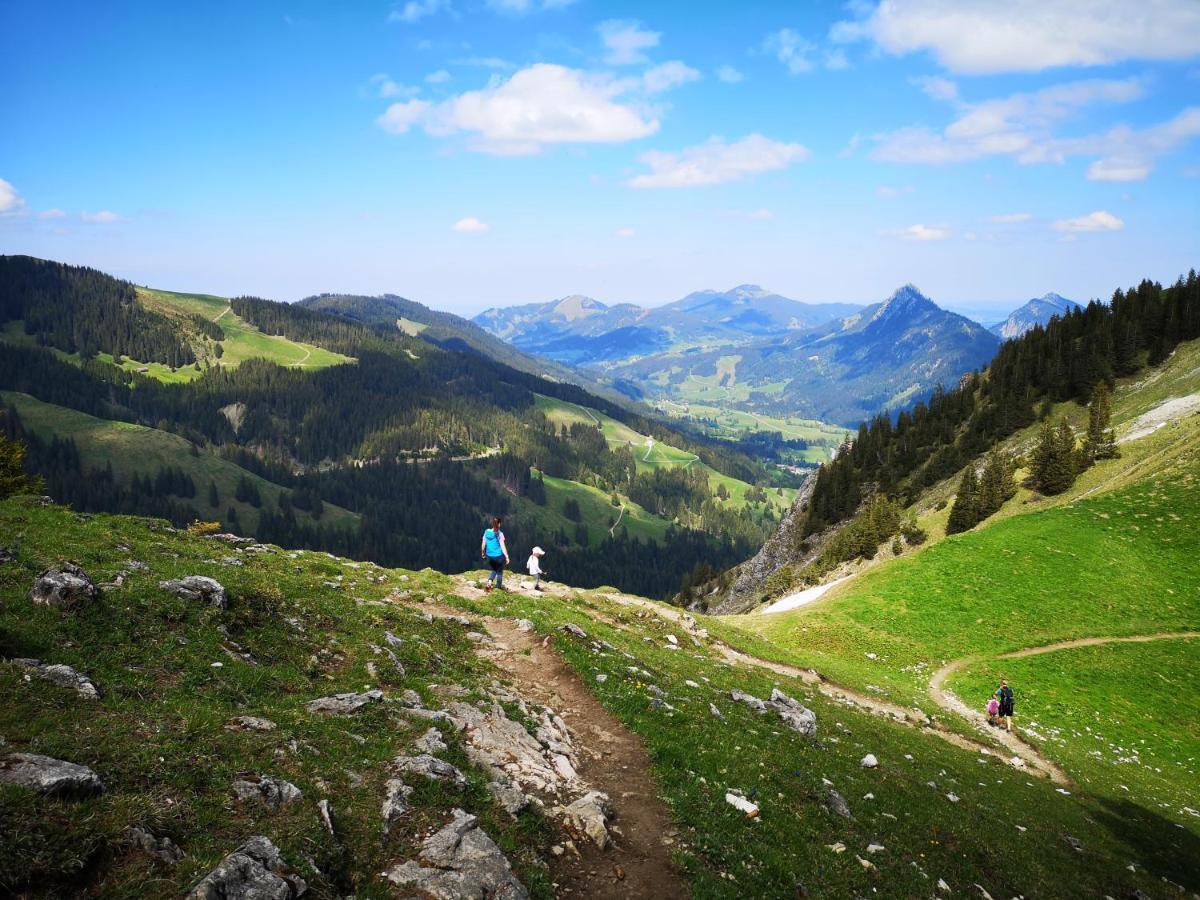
left=412, top=727, right=448, bottom=755
left=185, top=835, right=307, bottom=899
left=28, top=564, right=98, bottom=609
left=305, top=689, right=383, bottom=716
left=0, top=752, right=103, bottom=798
left=123, top=826, right=185, bottom=865
left=560, top=791, right=613, bottom=849
left=10, top=658, right=101, bottom=700
left=384, top=809, right=529, bottom=900
left=488, top=779, right=530, bottom=818
left=443, top=700, right=579, bottom=795
left=392, top=754, right=467, bottom=788
left=159, top=576, right=227, bottom=609
left=232, top=774, right=303, bottom=812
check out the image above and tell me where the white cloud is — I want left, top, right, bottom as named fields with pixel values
left=1053, top=210, right=1124, bottom=232
left=615, top=227, right=636, bottom=238
left=425, top=69, right=451, bottom=84
left=453, top=216, right=489, bottom=232
left=913, top=75, right=957, bottom=102
left=389, top=0, right=449, bottom=25
left=824, top=48, right=850, bottom=71
left=0, top=178, right=24, bottom=214
left=38, top=208, right=67, bottom=219
left=642, top=61, right=700, bottom=93
left=598, top=20, right=660, bottom=66
left=764, top=28, right=815, bottom=74
left=884, top=223, right=952, bottom=240
left=628, top=134, right=810, bottom=189
left=370, top=73, right=420, bottom=99
left=832, top=0, right=1200, bottom=74
left=486, top=0, right=577, bottom=12
left=377, top=64, right=660, bottom=154
left=452, top=56, right=513, bottom=69
left=377, top=99, right=433, bottom=134
left=877, top=184, right=915, bottom=197
left=716, top=65, right=744, bottom=84
left=870, top=77, right=1199, bottom=180
left=990, top=212, right=1033, bottom=223
left=81, top=210, right=121, bottom=223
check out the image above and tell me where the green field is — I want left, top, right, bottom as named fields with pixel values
left=2, top=391, right=358, bottom=530
left=536, top=472, right=672, bottom=546
left=654, top=400, right=848, bottom=463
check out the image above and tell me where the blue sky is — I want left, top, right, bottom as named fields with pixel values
left=2, top=0, right=1198, bottom=315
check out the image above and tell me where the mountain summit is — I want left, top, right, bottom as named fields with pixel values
left=991, top=293, right=1081, bottom=340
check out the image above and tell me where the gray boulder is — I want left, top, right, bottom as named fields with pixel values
left=186, top=835, right=307, bottom=899
left=384, top=809, right=529, bottom=899
left=823, top=788, right=853, bottom=820
left=0, top=752, right=103, bottom=797
left=561, top=623, right=589, bottom=640
left=159, top=576, right=227, bottom=609
left=729, top=689, right=768, bottom=713
left=560, top=791, right=613, bottom=849
left=769, top=688, right=818, bottom=738
left=28, top=564, right=98, bottom=609
left=392, top=754, right=467, bottom=788
left=123, top=825, right=185, bottom=865
left=488, top=780, right=530, bottom=817
left=305, top=689, right=383, bottom=716
left=382, top=779, right=414, bottom=833
left=225, top=715, right=277, bottom=732
left=232, top=775, right=303, bottom=812
left=10, top=658, right=101, bottom=700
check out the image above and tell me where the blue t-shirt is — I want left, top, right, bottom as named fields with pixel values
left=483, top=528, right=504, bottom=558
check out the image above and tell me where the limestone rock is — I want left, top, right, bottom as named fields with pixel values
left=768, top=688, right=818, bottom=738
left=123, top=826, right=185, bottom=865
left=861, top=753, right=879, bottom=768
left=159, top=576, right=227, bottom=609
left=709, top=703, right=726, bottom=722
left=232, top=774, right=303, bottom=812
left=823, top=788, right=852, bottom=820
left=561, top=623, right=589, bottom=640
left=10, top=658, right=100, bottom=700
left=488, top=779, right=530, bottom=817
left=384, top=809, right=529, bottom=899
left=443, top=700, right=579, bottom=795
left=305, top=689, right=383, bottom=716
left=560, top=791, right=613, bottom=849
left=185, top=835, right=307, bottom=899
left=225, top=715, right=278, bottom=732
left=0, top=752, right=103, bottom=797
left=729, top=689, right=768, bottom=713
left=382, top=779, right=414, bottom=833
left=28, top=564, right=98, bottom=609
left=392, top=754, right=467, bottom=788
left=413, top=727, right=449, bottom=755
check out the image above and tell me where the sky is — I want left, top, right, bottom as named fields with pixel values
left=2, top=0, right=1199, bottom=316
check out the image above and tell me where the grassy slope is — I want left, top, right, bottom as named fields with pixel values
left=652, top=400, right=848, bottom=464
left=0, top=499, right=553, bottom=898
left=2, top=391, right=357, bottom=531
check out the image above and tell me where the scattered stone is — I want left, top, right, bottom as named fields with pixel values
left=725, top=792, right=759, bottom=818
left=28, top=564, right=98, bottom=609
left=9, top=658, right=100, bottom=699
left=685, top=679, right=700, bottom=689
left=185, top=835, right=306, bottom=899
left=645, top=685, right=666, bottom=699
left=856, top=855, right=876, bottom=871
left=665, top=634, right=678, bottom=645
left=866, top=843, right=885, bottom=854
left=489, top=780, right=530, bottom=817
left=974, top=884, right=995, bottom=900
left=413, top=727, right=448, bottom=755
left=937, top=878, right=951, bottom=893
left=318, top=799, right=335, bottom=836
left=393, top=754, right=467, bottom=788
left=0, top=547, right=15, bottom=563
left=861, top=754, right=879, bottom=769
left=1063, top=834, right=1084, bottom=852
left=0, top=752, right=103, bottom=797
left=709, top=703, right=726, bottom=722
left=946, top=793, right=960, bottom=803
left=305, top=689, right=383, bottom=716
left=232, top=774, right=303, bottom=812
left=826, top=842, right=846, bottom=853
left=466, top=631, right=491, bottom=643
left=123, top=826, right=185, bottom=865
left=769, top=689, right=818, bottom=738
left=561, top=623, right=589, bottom=640
left=399, top=689, right=423, bottom=707
left=384, top=809, right=529, bottom=899
left=382, top=779, right=414, bottom=833
left=514, top=619, right=535, bottom=632
left=648, top=697, right=676, bottom=712
left=560, top=791, right=613, bottom=849
left=384, top=630, right=404, bottom=649
left=124, top=560, right=150, bottom=573
left=595, top=673, right=608, bottom=683
left=729, top=689, right=768, bottom=713
left=158, top=576, right=227, bottom=609
left=823, top=788, right=852, bottom=820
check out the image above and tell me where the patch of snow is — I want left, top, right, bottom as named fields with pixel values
left=762, top=575, right=853, bottom=614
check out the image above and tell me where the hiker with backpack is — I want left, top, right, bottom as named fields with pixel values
left=995, top=680, right=1015, bottom=732
left=480, top=517, right=509, bottom=593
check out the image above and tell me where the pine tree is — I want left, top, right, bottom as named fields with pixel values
left=1081, top=382, right=1118, bottom=467
left=1033, top=420, right=1078, bottom=495
left=208, top=479, right=219, bottom=507
left=978, top=450, right=1015, bottom=519
left=946, top=466, right=980, bottom=534
left=0, top=431, right=43, bottom=500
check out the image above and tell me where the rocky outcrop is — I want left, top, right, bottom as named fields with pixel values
left=305, top=689, right=383, bottom=715
left=9, top=658, right=101, bottom=700
left=123, top=826, right=185, bottom=865
left=382, top=779, right=414, bottom=833
left=0, top=752, right=103, bottom=797
left=186, top=835, right=307, bottom=899
left=384, top=809, right=529, bottom=899
left=159, top=576, right=227, bottom=609
left=392, top=754, right=467, bottom=788
left=559, top=791, right=613, bottom=849
left=693, top=473, right=817, bottom=614
left=232, top=774, right=303, bottom=812
left=27, top=564, right=98, bottom=609
left=729, top=688, right=818, bottom=737
left=443, top=700, right=579, bottom=795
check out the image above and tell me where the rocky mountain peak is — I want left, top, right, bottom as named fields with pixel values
left=870, top=284, right=937, bottom=324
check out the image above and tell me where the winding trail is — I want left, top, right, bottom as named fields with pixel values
left=609, top=504, right=625, bottom=537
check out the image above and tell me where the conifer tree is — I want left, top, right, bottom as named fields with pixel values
left=946, top=466, right=980, bottom=534
left=1032, top=420, right=1078, bottom=495
left=1081, top=382, right=1118, bottom=467
left=978, top=450, right=1016, bottom=519
left=208, top=479, right=219, bottom=507
left=0, top=431, right=43, bottom=500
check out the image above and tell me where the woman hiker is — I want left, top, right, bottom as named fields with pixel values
left=995, top=679, right=1015, bottom=732
left=480, top=516, right=510, bottom=593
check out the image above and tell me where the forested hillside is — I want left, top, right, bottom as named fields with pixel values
left=0, top=256, right=793, bottom=598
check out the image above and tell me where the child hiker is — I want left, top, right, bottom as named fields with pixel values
left=526, top=546, right=545, bottom=591
left=986, top=694, right=1000, bottom=726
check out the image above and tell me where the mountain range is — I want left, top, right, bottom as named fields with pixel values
left=476, top=284, right=1001, bottom=426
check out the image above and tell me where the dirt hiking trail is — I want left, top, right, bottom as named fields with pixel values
left=433, top=584, right=689, bottom=900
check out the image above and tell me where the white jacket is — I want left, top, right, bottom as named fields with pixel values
left=526, top=555, right=542, bottom=576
